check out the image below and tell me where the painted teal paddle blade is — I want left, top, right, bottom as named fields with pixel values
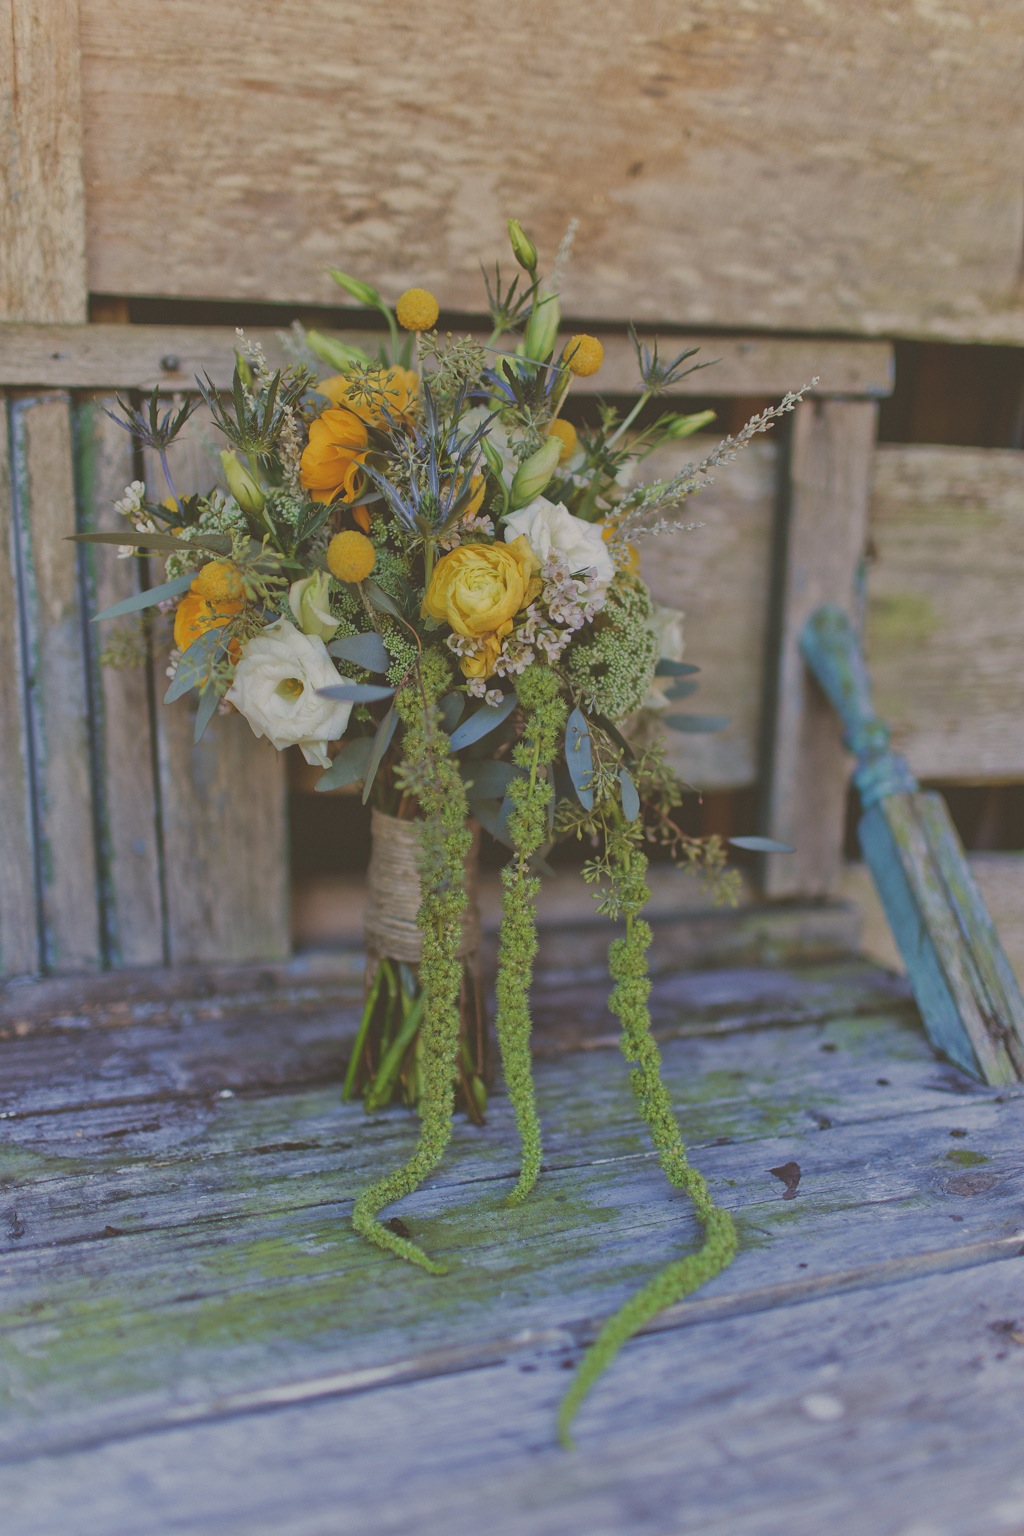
left=801, top=604, right=1024, bottom=1087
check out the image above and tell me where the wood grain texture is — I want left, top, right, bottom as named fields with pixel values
left=142, top=412, right=289, bottom=965
left=0, top=324, right=894, bottom=398
left=638, top=434, right=776, bottom=789
left=0, top=399, right=38, bottom=976
left=0, top=0, right=87, bottom=322
left=0, top=958, right=1019, bottom=1536
left=77, top=1, right=1024, bottom=343
left=75, top=399, right=165, bottom=967
left=9, top=395, right=101, bottom=972
left=760, top=399, right=878, bottom=897
left=866, top=444, right=1024, bottom=783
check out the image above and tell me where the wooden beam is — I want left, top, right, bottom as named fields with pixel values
left=0, top=324, right=894, bottom=398
left=0, top=0, right=87, bottom=323
left=759, top=399, right=878, bottom=897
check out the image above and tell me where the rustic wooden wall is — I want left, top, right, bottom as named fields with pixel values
left=78, top=0, right=1024, bottom=342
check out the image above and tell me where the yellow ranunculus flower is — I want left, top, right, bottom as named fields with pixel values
left=423, top=537, right=537, bottom=639
left=299, top=407, right=369, bottom=505
left=318, top=367, right=418, bottom=429
left=459, top=624, right=511, bottom=680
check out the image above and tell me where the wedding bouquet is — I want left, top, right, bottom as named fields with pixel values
left=86, top=221, right=808, bottom=1442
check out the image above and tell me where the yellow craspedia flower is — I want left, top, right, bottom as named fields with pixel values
left=318, top=366, right=419, bottom=429
left=565, top=334, right=604, bottom=377
left=396, top=288, right=439, bottom=332
left=193, top=561, right=245, bottom=602
left=326, top=530, right=376, bottom=584
left=423, top=537, right=535, bottom=639
left=546, top=418, right=578, bottom=463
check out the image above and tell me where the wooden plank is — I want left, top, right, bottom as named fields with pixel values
left=867, top=444, right=1024, bottom=783
left=140, top=412, right=290, bottom=965
left=760, top=399, right=878, bottom=897
left=74, top=399, right=166, bottom=967
left=0, top=398, right=39, bottom=976
left=638, top=435, right=775, bottom=790
left=8, top=395, right=101, bottom=972
left=0, top=0, right=87, bottom=323
left=4, top=1254, right=1023, bottom=1535
left=843, top=852, right=1024, bottom=987
left=76, top=2, right=1024, bottom=344
left=0, top=324, right=894, bottom=399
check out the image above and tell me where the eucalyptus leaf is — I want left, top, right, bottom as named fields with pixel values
left=448, top=692, right=517, bottom=752
left=438, top=692, right=465, bottom=733
left=193, top=686, right=221, bottom=743
left=362, top=705, right=398, bottom=804
left=316, top=735, right=376, bottom=793
left=728, top=835, right=795, bottom=854
left=565, top=707, right=594, bottom=811
left=472, top=796, right=515, bottom=850
left=654, top=659, right=700, bottom=678
left=69, top=530, right=232, bottom=554
left=663, top=678, right=700, bottom=702
left=462, top=760, right=526, bottom=801
left=363, top=581, right=402, bottom=619
left=165, top=626, right=229, bottom=703
left=93, top=572, right=197, bottom=623
left=328, top=632, right=391, bottom=674
left=620, top=767, right=641, bottom=822
left=318, top=682, right=396, bottom=703
left=663, top=713, right=730, bottom=734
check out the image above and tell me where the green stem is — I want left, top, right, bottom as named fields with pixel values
left=365, top=988, right=426, bottom=1111
left=557, top=835, right=738, bottom=1448
left=343, top=963, right=385, bottom=1101
left=605, top=390, right=652, bottom=449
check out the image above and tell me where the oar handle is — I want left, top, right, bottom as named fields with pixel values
left=799, top=606, right=919, bottom=807
left=799, top=605, right=889, bottom=758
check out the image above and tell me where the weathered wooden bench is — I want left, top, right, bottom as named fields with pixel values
left=4, top=3, right=1024, bottom=1528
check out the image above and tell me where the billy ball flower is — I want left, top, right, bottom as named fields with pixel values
left=564, top=334, right=604, bottom=378
left=192, top=560, right=244, bottom=603
left=326, top=530, right=376, bottom=584
left=545, top=418, right=578, bottom=464
left=396, top=288, right=439, bottom=332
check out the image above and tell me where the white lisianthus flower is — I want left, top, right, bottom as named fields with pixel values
left=503, top=497, right=615, bottom=588
left=225, top=619, right=352, bottom=768
left=288, top=571, right=339, bottom=641
left=642, top=605, right=686, bottom=711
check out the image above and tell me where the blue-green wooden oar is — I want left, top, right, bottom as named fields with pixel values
left=800, top=605, right=1024, bottom=1086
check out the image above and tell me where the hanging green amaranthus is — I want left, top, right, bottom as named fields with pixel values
left=558, top=825, right=738, bottom=1447
left=350, top=652, right=472, bottom=1275
left=494, top=664, right=567, bottom=1202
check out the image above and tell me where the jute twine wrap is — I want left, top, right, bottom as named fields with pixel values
left=365, top=809, right=481, bottom=963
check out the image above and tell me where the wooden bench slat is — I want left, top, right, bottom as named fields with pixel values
left=0, top=323, right=894, bottom=398
left=0, top=400, right=39, bottom=976
left=75, top=400, right=166, bottom=967
left=8, top=394, right=102, bottom=971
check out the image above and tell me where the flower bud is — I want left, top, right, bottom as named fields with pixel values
left=304, top=328, right=372, bottom=372
left=234, top=351, right=254, bottom=390
left=522, top=291, right=561, bottom=362
left=220, top=450, right=266, bottom=517
left=662, top=408, right=717, bottom=439
left=328, top=269, right=384, bottom=309
left=482, top=437, right=507, bottom=484
left=509, top=436, right=562, bottom=509
left=507, top=219, right=538, bottom=274
left=288, top=571, right=339, bottom=641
